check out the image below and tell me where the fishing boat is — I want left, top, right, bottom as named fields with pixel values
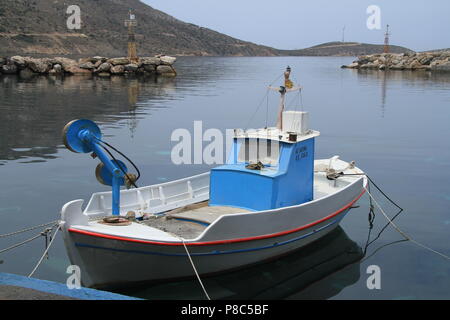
left=59, top=67, right=367, bottom=289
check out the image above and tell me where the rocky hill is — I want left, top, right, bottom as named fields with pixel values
left=0, top=1, right=415, bottom=57
left=279, top=42, right=414, bottom=56
left=0, top=0, right=277, bottom=57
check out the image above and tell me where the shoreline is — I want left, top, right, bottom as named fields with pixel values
left=0, top=55, right=177, bottom=77
left=341, top=51, right=450, bottom=72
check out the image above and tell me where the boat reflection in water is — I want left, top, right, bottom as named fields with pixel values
left=116, top=226, right=363, bottom=300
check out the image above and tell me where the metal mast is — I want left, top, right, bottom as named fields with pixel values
left=383, top=24, right=390, bottom=53
left=124, top=9, right=138, bottom=62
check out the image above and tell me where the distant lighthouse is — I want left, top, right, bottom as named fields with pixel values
left=383, top=24, right=390, bottom=54
left=124, top=9, right=138, bottom=62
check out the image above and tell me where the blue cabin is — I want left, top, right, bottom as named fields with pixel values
left=209, top=111, right=320, bottom=211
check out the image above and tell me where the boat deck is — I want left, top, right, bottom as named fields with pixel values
left=140, top=202, right=251, bottom=239
left=138, top=171, right=361, bottom=240
left=78, top=158, right=365, bottom=241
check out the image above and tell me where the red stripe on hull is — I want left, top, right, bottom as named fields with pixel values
left=68, top=188, right=366, bottom=247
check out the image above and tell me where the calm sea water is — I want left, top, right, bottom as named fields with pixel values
left=0, top=57, right=449, bottom=299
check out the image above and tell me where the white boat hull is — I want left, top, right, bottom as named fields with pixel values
left=66, top=211, right=349, bottom=289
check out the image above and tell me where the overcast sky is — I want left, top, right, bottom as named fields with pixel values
left=141, top=0, right=449, bottom=52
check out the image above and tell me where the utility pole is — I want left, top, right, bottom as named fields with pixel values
left=383, top=24, right=390, bottom=53
left=124, top=9, right=138, bottom=62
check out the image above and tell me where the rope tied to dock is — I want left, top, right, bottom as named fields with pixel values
left=0, top=233, right=42, bottom=255
left=28, top=225, right=61, bottom=278
left=0, top=220, right=59, bottom=239
left=180, top=237, right=211, bottom=300
left=0, top=220, right=60, bottom=255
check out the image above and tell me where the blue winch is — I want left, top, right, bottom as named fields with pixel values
left=62, top=119, right=137, bottom=216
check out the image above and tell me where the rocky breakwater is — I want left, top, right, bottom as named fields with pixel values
left=341, top=51, right=450, bottom=72
left=0, top=55, right=177, bottom=77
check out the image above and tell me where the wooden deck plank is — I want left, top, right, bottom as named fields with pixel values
left=168, top=205, right=250, bottom=224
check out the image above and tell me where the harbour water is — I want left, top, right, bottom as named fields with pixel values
left=0, top=56, right=449, bottom=299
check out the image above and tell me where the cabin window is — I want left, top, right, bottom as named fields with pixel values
left=238, top=139, right=280, bottom=166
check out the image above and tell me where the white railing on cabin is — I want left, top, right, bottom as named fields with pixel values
left=83, top=172, right=210, bottom=216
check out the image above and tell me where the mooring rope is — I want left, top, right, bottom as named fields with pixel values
left=319, top=164, right=450, bottom=261
left=28, top=225, right=61, bottom=278
left=363, top=186, right=450, bottom=261
left=0, top=233, right=42, bottom=254
left=0, top=220, right=59, bottom=238
left=0, top=221, right=59, bottom=255
left=180, top=238, right=211, bottom=300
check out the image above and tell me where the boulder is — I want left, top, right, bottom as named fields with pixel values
left=0, top=57, right=5, bottom=65
left=390, top=63, right=405, bottom=70
left=409, top=60, right=422, bottom=70
left=93, top=60, right=103, bottom=68
left=78, top=57, right=92, bottom=65
left=430, top=60, right=443, bottom=68
left=143, top=64, right=156, bottom=72
left=96, top=62, right=112, bottom=72
left=107, top=57, right=130, bottom=65
left=2, top=63, right=18, bottom=74
left=110, top=65, right=125, bottom=75
left=53, top=64, right=63, bottom=74
left=91, top=56, right=108, bottom=63
left=79, top=61, right=95, bottom=70
left=359, top=62, right=378, bottom=69
left=377, top=56, right=387, bottom=64
left=65, top=65, right=92, bottom=75
left=156, top=65, right=176, bottom=75
left=341, top=62, right=358, bottom=69
left=11, top=56, right=27, bottom=69
left=141, top=57, right=161, bottom=65
left=160, top=56, right=177, bottom=65
left=357, top=55, right=369, bottom=63
left=27, top=58, right=52, bottom=73
left=358, top=63, right=369, bottom=69
left=431, top=61, right=450, bottom=72
left=418, top=54, right=433, bottom=65
left=54, top=57, right=77, bottom=71
left=373, top=59, right=382, bottom=67
left=124, top=63, right=138, bottom=72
